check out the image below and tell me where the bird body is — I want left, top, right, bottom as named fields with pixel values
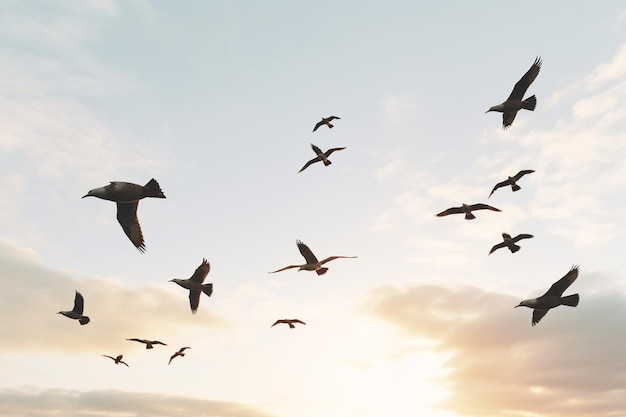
left=169, top=258, right=213, bottom=314
left=489, top=233, right=534, bottom=255
left=269, top=240, right=356, bottom=275
left=168, top=347, right=191, bottom=365
left=489, top=170, right=535, bottom=198
left=313, top=116, right=341, bottom=132
left=435, top=203, right=501, bottom=220
left=487, top=57, right=542, bottom=129
left=83, top=178, right=166, bottom=252
left=516, top=265, right=580, bottom=326
left=102, top=354, right=129, bottom=367
left=126, top=338, right=167, bottom=349
left=299, top=144, right=346, bottom=172
left=272, top=319, right=306, bottom=329
left=58, top=291, right=90, bottom=325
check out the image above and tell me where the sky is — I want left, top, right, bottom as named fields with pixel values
left=1, top=1, right=626, bottom=416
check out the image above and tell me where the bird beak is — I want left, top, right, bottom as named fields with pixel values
left=514, top=304, right=521, bottom=308
left=82, top=194, right=90, bottom=198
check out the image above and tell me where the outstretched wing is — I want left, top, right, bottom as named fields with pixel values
left=489, top=179, right=511, bottom=198
left=313, top=120, right=324, bottom=132
left=513, top=169, right=535, bottom=181
left=189, top=290, right=201, bottom=314
left=488, top=242, right=507, bottom=255
left=502, top=112, right=518, bottom=129
left=507, top=57, right=542, bottom=101
left=298, top=156, right=322, bottom=173
left=435, top=206, right=464, bottom=217
left=296, top=240, right=319, bottom=264
left=189, top=258, right=211, bottom=283
left=102, top=355, right=115, bottom=361
left=311, top=144, right=324, bottom=156
left=291, top=319, right=306, bottom=325
left=272, top=319, right=287, bottom=327
left=116, top=202, right=145, bottom=252
left=324, top=147, right=347, bottom=157
left=469, top=203, right=501, bottom=212
left=73, top=291, right=85, bottom=315
left=319, top=255, right=357, bottom=265
left=532, top=309, right=549, bottom=326
left=512, top=234, right=534, bottom=242
left=269, top=264, right=300, bottom=274
left=542, top=265, right=579, bottom=298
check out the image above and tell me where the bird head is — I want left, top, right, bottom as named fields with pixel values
left=82, top=187, right=106, bottom=199
left=515, top=299, right=536, bottom=308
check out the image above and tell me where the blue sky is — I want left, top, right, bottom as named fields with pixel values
left=1, top=1, right=626, bottom=416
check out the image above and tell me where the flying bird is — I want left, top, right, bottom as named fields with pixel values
left=269, top=240, right=356, bottom=275
left=82, top=178, right=166, bottom=252
left=486, top=57, right=542, bottom=129
left=313, top=116, right=341, bottom=132
left=489, top=170, right=535, bottom=198
left=435, top=203, right=501, bottom=220
left=102, top=354, right=129, bottom=367
left=298, top=144, right=346, bottom=173
left=169, top=258, right=213, bottom=314
left=126, top=338, right=168, bottom=349
left=489, top=233, right=534, bottom=255
left=515, top=265, right=580, bottom=326
left=57, top=291, right=90, bottom=325
left=168, top=347, right=191, bottom=365
left=272, top=319, right=306, bottom=329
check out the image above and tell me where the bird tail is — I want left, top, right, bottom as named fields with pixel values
left=510, top=244, right=521, bottom=253
left=202, top=283, right=213, bottom=297
left=323, top=160, right=332, bottom=166
left=143, top=178, right=166, bottom=198
left=316, top=267, right=329, bottom=276
left=79, top=316, right=90, bottom=325
left=464, top=212, right=476, bottom=220
left=561, top=294, right=579, bottom=307
left=328, top=123, right=334, bottom=129
left=522, top=95, right=537, bottom=111
left=512, top=184, right=521, bottom=192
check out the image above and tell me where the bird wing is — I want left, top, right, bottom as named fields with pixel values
left=292, top=319, right=306, bottom=325
left=329, top=116, right=340, bottom=120
left=102, top=355, right=115, bottom=361
left=116, top=202, right=145, bottom=252
left=469, top=203, right=501, bottom=212
left=507, top=57, right=542, bottom=101
left=272, top=319, right=287, bottom=327
left=513, top=169, right=535, bottom=181
left=153, top=340, right=167, bottom=346
left=179, top=347, right=191, bottom=352
left=168, top=353, right=178, bottom=365
left=311, top=144, right=324, bottom=156
left=319, top=255, right=357, bottom=265
left=121, top=360, right=129, bottom=367
left=296, top=240, right=319, bottom=263
left=512, top=234, right=534, bottom=242
left=313, top=120, right=324, bottom=132
left=542, top=265, right=579, bottom=298
left=189, top=290, right=201, bottom=314
left=269, top=264, right=300, bottom=273
left=189, top=258, right=211, bottom=283
left=73, top=291, right=85, bottom=315
left=127, top=338, right=146, bottom=344
left=532, top=309, right=549, bottom=326
left=488, top=242, right=507, bottom=255
left=298, top=156, right=322, bottom=173
left=324, top=147, right=347, bottom=157
left=435, top=206, right=464, bottom=217
left=502, top=112, right=518, bottom=129
left=488, top=179, right=511, bottom=198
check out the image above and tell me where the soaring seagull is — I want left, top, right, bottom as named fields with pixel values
left=168, top=347, right=191, bottom=365
left=169, top=258, right=213, bottom=314
left=486, top=57, right=542, bottom=129
left=272, top=319, right=306, bottom=329
left=83, top=178, right=166, bottom=252
left=489, top=233, right=534, bottom=255
left=489, top=170, right=535, bottom=198
left=102, top=354, right=129, bottom=367
left=269, top=240, right=356, bottom=275
left=298, top=144, right=346, bottom=173
left=515, top=265, right=580, bottom=326
left=126, top=338, right=168, bottom=349
left=313, top=116, right=341, bottom=132
left=58, top=291, right=90, bottom=325
left=435, top=203, right=501, bottom=220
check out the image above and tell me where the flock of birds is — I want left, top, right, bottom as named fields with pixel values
left=56, top=56, right=581, bottom=371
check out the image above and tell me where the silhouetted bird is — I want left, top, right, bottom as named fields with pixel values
left=83, top=178, right=166, bottom=252
left=489, top=233, right=534, bottom=255
left=102, top=354, right=129, bottom=367
left=168, top=347, right=191, bottom=365
left=272, top=319, right=306, bottom=329
left=489, top=170, right=535, bottom=198
left=126, top=338, right=168, bottom=349
left=515, top=265, right=580, bottom=326
left=58, top=291, right=90, bottom=325
left=486, top=57, right=542, bottom=128
left=299, top=144, right=346, bottom=172
left=313, top=116, right=341, bottom=132
left=269, top=240, right=356, bottom=275
left=169, top=258, right=213, bottom=314
left=436, top=203, right=501, bottom=220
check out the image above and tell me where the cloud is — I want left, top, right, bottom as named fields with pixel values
left=0, top=387, right=277, bottom=417
left=364, top=278, right=626, bottom=417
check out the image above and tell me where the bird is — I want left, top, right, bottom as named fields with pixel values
left=168, top=347, right=191, bottom=365
left=298, top=144, right=346, bottom=173
left=126, top=338, right=168, bottom=349
left=82, top=178, right=166, bottom=252
left=57, top=291, right=90, bottom=325
left=169, top=258, right=213, bottom=314
left=486, top=57, right=542, bottom=129
left=489, top=170, right=535, bottom=198
left=272, top=319, right=306, bottom=329
left=269, top=240, right=356, bottom=276
left=313, top=116, right=341, bottom=132
left=515, top=265, right=580, bottom=326
left=489, top=233, right=534, bottom=255
left=435, top=203, right=501, bottom=220
left=102, top=354, right=129, bottom=367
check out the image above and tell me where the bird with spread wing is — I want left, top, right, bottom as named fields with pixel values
left=489, top=233, right=534, bottom=255
left=436, top=203, right=501, bottom=220
left=489, top=170, right=535, bottom=198
left=269, top=240, right=356, bottom=276
left=313, top=116, right=341, bottom=132
left=272, top=319, right=306, bottom=329
left=298, top=144, right=346, bottom=173
left=169, top=258, right=213, bottom=314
